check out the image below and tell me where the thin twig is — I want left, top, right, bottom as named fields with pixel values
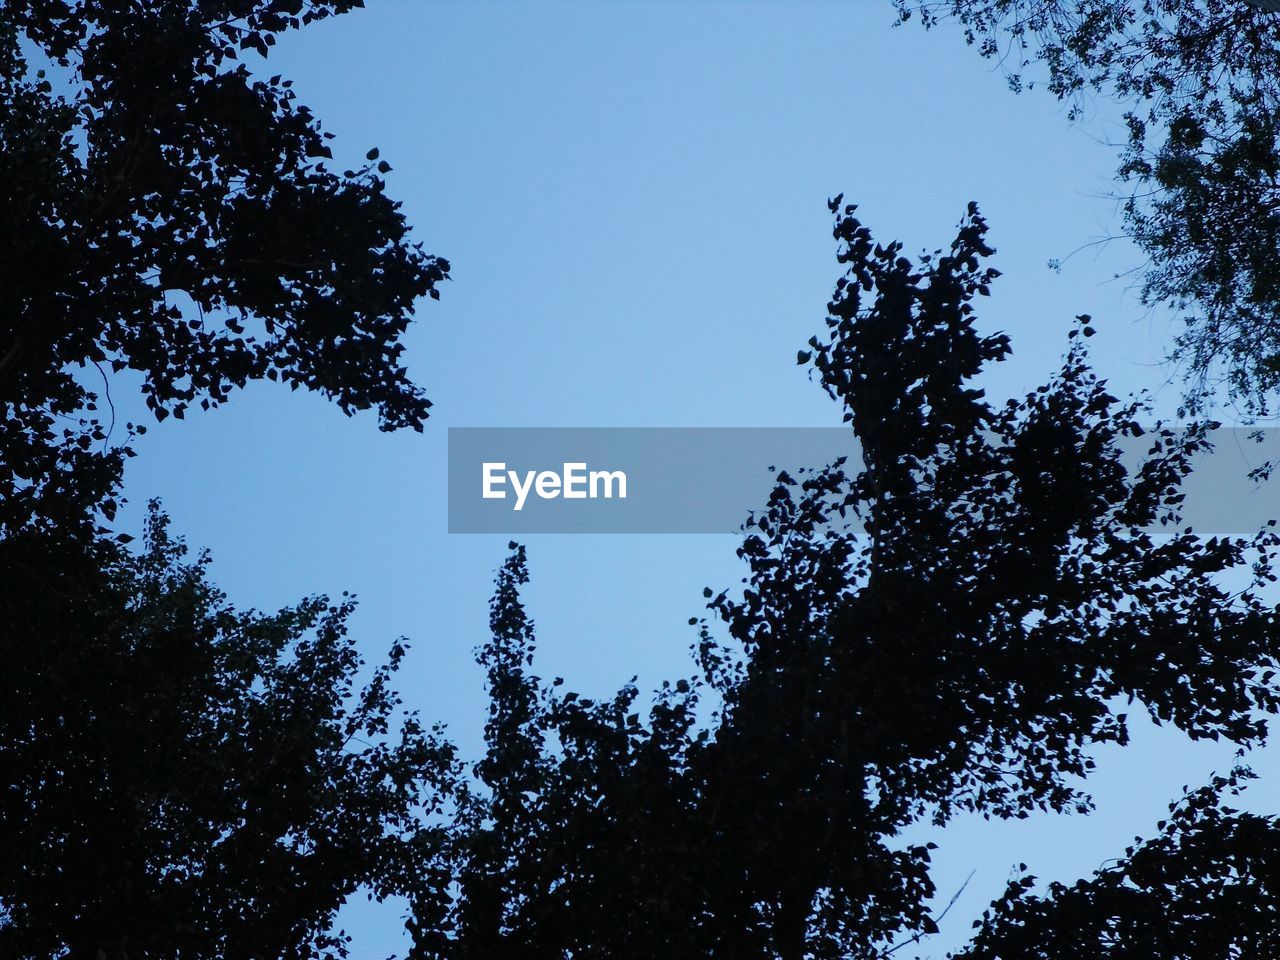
left=880, top=868, right=977, bottom=958
left=92, top=358, right=116, bottom=448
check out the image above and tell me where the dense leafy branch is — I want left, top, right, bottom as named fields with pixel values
left=958, top=765, right=1280, bottom=959
left=0, top=502, right=458, bottom=960
left=893, top=0, right=1280, bottom=414
left=416, top=202, right=1280, bottom=959
left=0, top=0, right=449, bottom=533
left=0, top=6, right=461, bottom=955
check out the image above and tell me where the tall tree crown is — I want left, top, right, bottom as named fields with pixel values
left=0, top=0, right=448, bottom=532
left=896, top=0, right=1280, bottom=414
left=419, top=202, right=1280, bottom=959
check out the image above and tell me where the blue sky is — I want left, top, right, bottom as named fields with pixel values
left=111, top=2, right=1275, bottom=955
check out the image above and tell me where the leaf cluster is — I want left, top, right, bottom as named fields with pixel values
left=422, top=203, right=1280, bottom=959
left=0, top=503, right=458, bottom=959
left=895, top=0, right=1280, bottom=415
left=0, top=0, right=448, bottom=534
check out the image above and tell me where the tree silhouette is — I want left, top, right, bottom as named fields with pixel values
left=959, top=765, right=1280, bottom=959
left=0, top=503, right=457, bottom=960
left=895, top=0, right=1280, bottom=414
left=6, top=5, right=1279, bottom=953
left=0, top=3, right=455, bottom=956
left=0, top=0, right=448, bottom=534
left=417, top=202, right=1280, bottom=959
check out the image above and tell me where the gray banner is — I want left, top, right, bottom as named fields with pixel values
left=447, top=427, right=1280, bottom=535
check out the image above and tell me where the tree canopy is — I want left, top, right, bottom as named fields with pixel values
left=0, top=3, right=454, bottom=956
left=413, top=202, right=1280, bottom=959
left=0, top=503, right=457, bottom=960
left=895, top=0, right=1280, bottom=414
left=6, top=3, right=1280, bottom=957
left=959, top=766, right=1280, bottom=959
left=0, top=0, right=448, bottom=534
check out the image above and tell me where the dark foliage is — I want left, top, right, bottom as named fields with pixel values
left=0, top=503, right=457, bottom=960
left=0, top=3, right=457, bottom=956
left=6, top=3, right=1277, bottom=952
left=417, top=203, right=1280, bottom=959
left=894, top=0, right=1280, bottom=414
left=412, top=544, right=714, bottom=960
left=958, top=766, right=1280, bottom=959
left=0, top=0, right=448, bottom=534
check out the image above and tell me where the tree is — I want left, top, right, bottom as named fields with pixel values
left=0, top=3, right=457, bottom=955
left=416, top=202, right=1280, bottom=959
left=894, top=0, right=1280, bottom=415
left=414, top=545, right=716, bottom=960
left=958, top=766, right=1280, bottom=959
left=0, top=0, right=449, bottom=534
left=0, top=503, right=458, bottom=960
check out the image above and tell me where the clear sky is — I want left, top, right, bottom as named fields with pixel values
left=111, top=2, right=1277, bottom=955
